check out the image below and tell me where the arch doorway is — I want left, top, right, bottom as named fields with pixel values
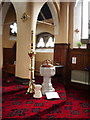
left=2, top=2, right=17, bottom=79
left=35, top=2, right=59, bottom=76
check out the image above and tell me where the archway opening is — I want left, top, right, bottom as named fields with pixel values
left=35, top=2, right=55, bottom=76
left=2, top=2, right=17, bottom=79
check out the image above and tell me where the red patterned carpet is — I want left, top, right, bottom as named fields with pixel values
left=2, top=77, right=90, bottom=119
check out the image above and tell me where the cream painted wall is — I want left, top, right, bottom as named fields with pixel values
left=31, top=2, right=45, bottom=31
left=2, top=2, right=46, bottom=79
left=68, top=3, right=75, bottom=48
left=73, top=2, right=82, bottom=48
left=35, top=52, right=53, bottom=73
left=35, top=3, right=55, bottom=73
left=53, top=2, right=75, bottom=46
left=36, top=52, right=53, bottom=62
left=35, top=22, right=54, bottom=73
left=13, top=2, right=34, bottom=79
left=2, top=1, right=75, bottom=78
left=36, top=22, right=54, bottom=35
left=35, top=2, right=61, bottom=44
left=51, top=2, right=69, bottom=43
left=58, top=2, right=70, bottom=43
left=35, top=2, right=75, bottom=73
left=32, top=2, right=54, bottom=74
left=30, top=2, right=47, bottom=49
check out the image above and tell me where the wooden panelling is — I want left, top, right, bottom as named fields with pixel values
left=3, top=64, right=15, bottom=74
left=54, top=43, right=70, bottom=65
left=69, top=49, right=90, bottom=70
left=54, top=43, right=90, bottom=85
left=88, top=54, right=90, bottom=67
left=54, top=43, right=70, bottom=84
left=3, top=43, right=16, bottom=75
left=3, top=43, right=16, bottom=66
left=87, top=43, right=90, bottom=50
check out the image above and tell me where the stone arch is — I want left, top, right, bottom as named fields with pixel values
left=1, top=1, right=17, bottom=31
left=0, top=1, right=17, bottom=76
left=47, top=2, right=59, bottom=35
left=0, top=1, right=12, bottom=77
left=34, top=1, right=60, bottom=76
left=35, top=1, right=59, bottom=35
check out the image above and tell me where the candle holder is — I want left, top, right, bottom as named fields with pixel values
left=26, top=50, right=36, bottom=94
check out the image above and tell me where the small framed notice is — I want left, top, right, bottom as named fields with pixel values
left=45, top=92, right=60, bottom=99
left=72, top=57, right=76, bottom=64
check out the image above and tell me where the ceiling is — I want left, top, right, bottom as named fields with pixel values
left=37, top=3, right=52, bottom=21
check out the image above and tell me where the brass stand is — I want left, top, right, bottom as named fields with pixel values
left=26, top=30, right=36, bottom=94
left=26, top=51, right=35, bottom=94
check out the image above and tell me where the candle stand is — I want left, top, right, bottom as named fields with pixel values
left=26, top=50, right=35, bottom=94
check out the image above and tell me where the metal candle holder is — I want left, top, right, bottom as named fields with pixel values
left=26, top=51, right=35, bottom=94
left=26, top=30, right=35, bottom=94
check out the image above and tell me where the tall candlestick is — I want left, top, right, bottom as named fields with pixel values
left=26, top=30, right=35, bottom=94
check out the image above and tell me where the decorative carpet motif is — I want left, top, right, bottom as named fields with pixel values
left=2, top=77, right=90, bottom=119
left=2, top=77, right=66, bottom=119
left=41, top=87, right=90, bottom=119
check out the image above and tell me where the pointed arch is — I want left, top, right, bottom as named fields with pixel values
left=47, top=2, right=59, bottom=35
left=0, top=1, right=17, bottom=77
left=35, top=1, right=60, bottom=35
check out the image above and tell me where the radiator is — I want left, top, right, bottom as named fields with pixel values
left=71, top=70, right=89, bottom=85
